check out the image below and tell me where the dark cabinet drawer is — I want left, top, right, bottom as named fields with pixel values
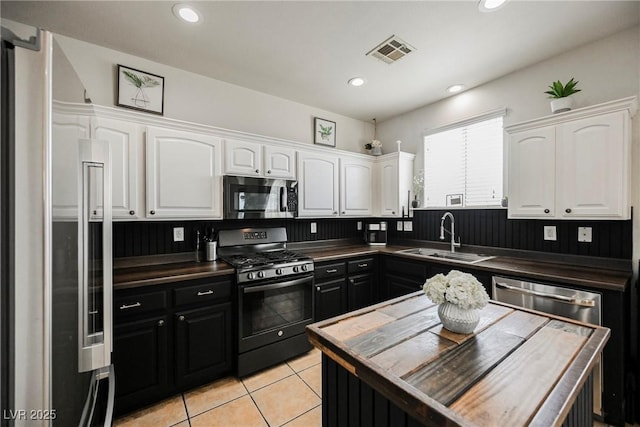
left=115, top=290, right=167, bottom=319
left=174, top=280, right=231, bottom=307
left=385, top=258, right=428, bottom=279
left=348, top=258, right=374, bottom=274
left=315, top=261, right=346, bottom=280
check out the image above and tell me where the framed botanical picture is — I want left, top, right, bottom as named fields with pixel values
left=314, top=117, right=336, bottom=147
left=116, top=65, right=165, bottom=115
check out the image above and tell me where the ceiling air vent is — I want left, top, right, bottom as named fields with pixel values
left=366, top=35, right=414, bottom=64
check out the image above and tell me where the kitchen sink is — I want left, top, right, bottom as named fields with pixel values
left=396, top=248, right=495, bottom=264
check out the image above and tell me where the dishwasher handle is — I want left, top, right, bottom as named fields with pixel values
left=494, top=282, right=596, bottom=308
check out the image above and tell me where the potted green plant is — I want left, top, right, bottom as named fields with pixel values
left=544, top=77, right=581, bottom=113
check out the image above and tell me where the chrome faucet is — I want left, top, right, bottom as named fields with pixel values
left=440, top=212, right=461, bottom=253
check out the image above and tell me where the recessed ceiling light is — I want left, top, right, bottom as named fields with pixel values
left=447, top=84, right=465, bottom=93
left=348, top=77, right=366, bottom=87
left=173, top=4, right=201, bottom=23
left=478, top=0, right=508, bottom=12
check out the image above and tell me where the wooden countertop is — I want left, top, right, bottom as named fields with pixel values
left=113, top=243, right=630, bottom=293
left=306, top=291, right=610, bottom=427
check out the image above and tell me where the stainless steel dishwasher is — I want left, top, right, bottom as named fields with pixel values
left=492, top=276, right=603, bottom=417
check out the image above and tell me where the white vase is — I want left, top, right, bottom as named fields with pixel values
left=550, top=96, right=574, bottom=114
left=438, top=302, right=480, bottom=334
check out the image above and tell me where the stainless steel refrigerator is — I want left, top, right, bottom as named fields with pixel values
left=1, top=26, right=115, bottom=426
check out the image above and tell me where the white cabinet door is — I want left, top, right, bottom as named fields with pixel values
left=507, top=126, right=556, bottom=218
left=146, top=127, right=222, bottom=218
left=378, top=158, right=399, bottom=216
left=297, top=151, right=339, bottom=217
left=91, top=117, right=141, bottom=219
left=224, top=139, right=262, bottom=177
left=557, top=111, right=628, bottom=218
left=52, top=112, right=91, bottom=218
left=264, top=145, right=296, bottom=179
left=340, top=158, right=373, bottom=216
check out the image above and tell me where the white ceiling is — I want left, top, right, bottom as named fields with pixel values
left=2, top=1, right=639, bottom=122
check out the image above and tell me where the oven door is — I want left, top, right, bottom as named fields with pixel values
left=224, top=175, right=296, bottom=219
left=238, top=274, right=313, bottom=353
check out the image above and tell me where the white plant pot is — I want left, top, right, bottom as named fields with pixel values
left=438, top=302, right=480, bottom=334
left=550, top=97, right=574, bottom=114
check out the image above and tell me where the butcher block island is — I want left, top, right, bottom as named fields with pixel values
left=306, top=291, right=609, bottom=427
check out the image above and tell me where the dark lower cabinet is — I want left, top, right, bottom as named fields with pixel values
left=315, top=278, right=346, bottom=322
left=347, top=274, right=374, bottom=311
left=174, top=303, right=232, bottom=389
left=113, top=276, right=233, bottom=416
left=113, top=315, right=169, bottom=415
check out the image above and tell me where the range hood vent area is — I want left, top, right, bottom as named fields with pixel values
left=366, top=35, right=414, bottom=64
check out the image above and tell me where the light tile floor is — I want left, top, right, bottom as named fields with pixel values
left=114, top=348, right=322, bottom=427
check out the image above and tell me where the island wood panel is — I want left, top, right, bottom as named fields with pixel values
left=307, top=291, right=610, bottom=427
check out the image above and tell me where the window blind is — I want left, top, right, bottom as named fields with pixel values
left=424, top=115, right=503, bottom=207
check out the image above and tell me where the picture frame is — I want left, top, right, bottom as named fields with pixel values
left=314, top=117, right=336, bottom=147
left=116, top=64, right=165, bottom=115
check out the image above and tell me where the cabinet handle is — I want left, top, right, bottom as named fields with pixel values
left=158, top=320, right=165, bottom=327
left=342, top=211, right=346, bottom=214
left=255, top=169, right=260, bottom=174
left=119, top=302, right=141, bottom=310
left=349, top=279, right=355, bottom=285
left=129, top=210, right=135, bottom=215
left=150, top=210, right=155, bottom=215
left=565, top=208, right=572, bottom=213
left=326, top=269, right=338, bottom=273
left=197, top=290, right=214, bottom=296
left=93, top=210, right=97, bottom=215
left=316, top=286, right=321, bottom=291
left=333, top=211, right=337, bottom=215
left=544, top=209, right=550, bottom=214
left=358, top=263, right=368, bottom=268
left=179, top=315, right=185, bottom=321
left=267, top=170, right=271, bottom=174
left=392, top=211, right=396, bottom=215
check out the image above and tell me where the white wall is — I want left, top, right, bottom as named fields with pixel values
left=13, top=32, right=48, bottom=426
left=53, top=34, right=372, bottom=154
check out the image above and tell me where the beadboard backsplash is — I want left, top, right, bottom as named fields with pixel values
left=113, top=208, right=632, bottom=259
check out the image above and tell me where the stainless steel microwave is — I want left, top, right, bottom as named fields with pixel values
left=224, top=175, right=298, bottom=219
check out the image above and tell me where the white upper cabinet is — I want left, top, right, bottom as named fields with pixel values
left=224, top=139, right=296, bottom=179
left=506, top=97, right=636, bottom=220
left=297, top=151, right=339, bottom=217
left=91, top=117, right=142, bottom=219
left=339, top=157, right=373, bottom=216
left=52, top=112, right=91, bottom=218
left=146, top=126, right=223, bottom=219
left=375, top=152, right=415, bottom=217
left=507, top=126, right=556, bottom=218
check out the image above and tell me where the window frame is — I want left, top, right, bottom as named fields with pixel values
left=420, top=108, right=507, bottom=210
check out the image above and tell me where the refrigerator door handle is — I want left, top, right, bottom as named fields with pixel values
left=78, top=365, right=115, bottom=427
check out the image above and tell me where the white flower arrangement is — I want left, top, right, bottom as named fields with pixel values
left=365, top=139, right=382, bottom=150
left=423, top=270, right=489, bottom=310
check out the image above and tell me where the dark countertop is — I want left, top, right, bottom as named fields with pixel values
left=114, top=243, right=631, bottom=293
left=307, top=291, right=610, bottom=426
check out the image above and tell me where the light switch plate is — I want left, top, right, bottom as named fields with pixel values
left=578, top=227, right=592, bottom=242
left=403, top=221, right=413, bottom=232
left=173, top=227, right=184, bottom=242
left=543, top=226, right=557, bottom=241
left=310, top=222, right=317, bottom=234
left=397, top=221, right=403, bottom=231
left=357, top=221, right=362, bottom=231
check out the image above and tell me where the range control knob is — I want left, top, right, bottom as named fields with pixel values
left=247, top=272, right=255, bottom=280
left=301, top=264, right=308, bottom=272
left=293, top=266, right=300, bottom=273
left=257, top=271, right=265, bottom=278
left=276, top=268, right=283, bottom=275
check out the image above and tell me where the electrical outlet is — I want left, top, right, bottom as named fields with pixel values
left=173, top=227, right=184, bottom=242
left=578, top=227, right=592, bottom=243
left=310, top=222, right=317, bottom=234
left=403, top=221, right=413, bottom=232
left=396, top=221, right=403, bottom=231
left=543, top=226, right=557, bottom=241
left=357, top=221, right=362, bottom=231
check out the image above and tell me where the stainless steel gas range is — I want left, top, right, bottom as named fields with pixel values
left=218, top=227, right=314, bottom=376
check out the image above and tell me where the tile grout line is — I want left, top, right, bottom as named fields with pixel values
left=180, top=393, right=192, bottom=426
